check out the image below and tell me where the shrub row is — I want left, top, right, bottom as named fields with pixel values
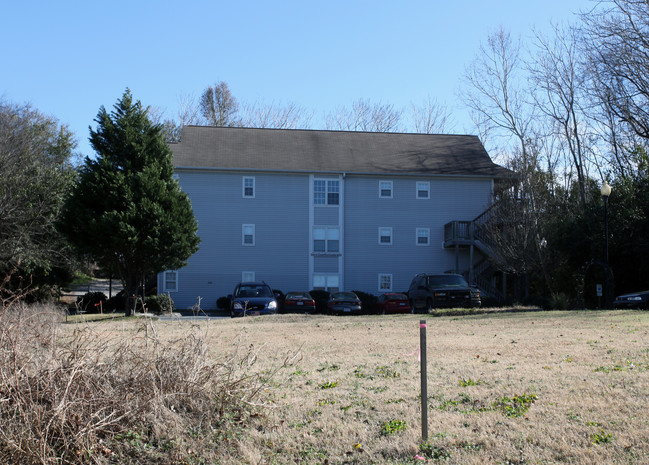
left=73, top=292, right=175, bottom=315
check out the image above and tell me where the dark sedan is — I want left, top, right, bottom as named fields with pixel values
left=327, top=291, right=362, bottom=315
left=374, top=293, right=411, bottom=314
left=613, top=290, right=649, bottom=309
left=229, top=282, right=278, bottom=317
left=282, top=291, right=316, bottom=313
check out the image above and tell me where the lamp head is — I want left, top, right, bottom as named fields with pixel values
left=601, top=182, right=612, bottom=197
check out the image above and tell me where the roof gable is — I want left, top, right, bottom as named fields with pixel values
left=171, top=126, right=514, bottom=178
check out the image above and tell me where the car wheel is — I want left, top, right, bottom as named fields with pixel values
left=409, top=300, right=416, bottom=314
left=425, top=298, right=433, bottom=313
left=381, top=305, right=386, bottom=315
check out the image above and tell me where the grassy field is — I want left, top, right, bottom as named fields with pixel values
left=3, top=307, right=649, bottom=464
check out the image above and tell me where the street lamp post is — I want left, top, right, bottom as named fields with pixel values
left=601, top=182, right=612, bottom=307
left=601, top=182, right=611, bottom=266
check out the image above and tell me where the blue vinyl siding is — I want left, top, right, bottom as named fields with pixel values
left=167, top=170, right=310, bottom=309
left=343, top=176, right=492, bottom=293
left=160, top=169, right=494, bottom=308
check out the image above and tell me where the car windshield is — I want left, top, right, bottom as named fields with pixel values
left=236, top=285, right=273, bottom=298
left=428, top=275, right=468, bottom=287
left=386, top=294, right=408, bottom=300
left=331, top=292, right=358, bottom=300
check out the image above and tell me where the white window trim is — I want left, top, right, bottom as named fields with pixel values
left=416, top=181, right=430, bottom=199
left=242, top=224, right=255, bottom=246
left=163, top=270, right=178, bottom=293
left=379, top=180, right=393, bottom=198
left=378, top=273, right=393, bottom=292
left=242, top=271, right=256, bottom=282
left=242, top=176, right=255, bottom=198
left=378, top=227, right=393, bottom=245
left=416, top=228, right=430, bottom=246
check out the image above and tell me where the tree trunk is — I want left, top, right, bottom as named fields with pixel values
left=123, top=273, right=139, bottom=317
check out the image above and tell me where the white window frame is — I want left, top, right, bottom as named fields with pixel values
left=313, top=274, right=340, bottom=292
left=163, top=270, right=178, bottom=292
left=242, top=271, right=256, bottom=282
left=379, top=180, right=393, bottom=198
left=378, top=274, right=392, bottom=292
left=242, top=176, right=255, bottom=198
left=378, top=227, right=393, bottom=245
left=416, top=228, right=430, bottom=246
left=242, top=224, right=255, bottom=246
left=416, top=181, right=430, bottom=199
left=314, top=179, right=340, bottom=206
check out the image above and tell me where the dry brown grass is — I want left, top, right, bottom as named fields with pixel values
left=3, top=307, right=649, bottom=464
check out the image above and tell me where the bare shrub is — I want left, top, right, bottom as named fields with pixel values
left=0, top=304, right=288, bottom=464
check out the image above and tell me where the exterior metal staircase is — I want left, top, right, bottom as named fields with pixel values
left=444, top=205, right=505, bottom=301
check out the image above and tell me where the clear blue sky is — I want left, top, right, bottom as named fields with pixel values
left=2, top=0, right=594, bottom=158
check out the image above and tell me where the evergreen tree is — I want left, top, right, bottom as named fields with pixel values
left=60, top=90, right=200, bottom=315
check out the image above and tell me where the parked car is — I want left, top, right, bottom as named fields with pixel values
left=282, top=291, right=316, bottom=313
left=327, top=291, right=362, bottom=315
left=229, top=282, right=278, bottom=317
left=613, top=289, right=649, bottom=309
left=408, top=273, right=481, bottom=313
left=375, top=293, right=411, bottom=314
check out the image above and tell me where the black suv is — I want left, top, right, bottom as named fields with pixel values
left=408, top=273, right=481, bottom=313
left=229, top=282, right=278, bottom=317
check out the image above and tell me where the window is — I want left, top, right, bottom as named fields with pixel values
left=313, top=274, right=340, bottom=292
left=242, top=176, right=255, bottom=198
left=242, top=224, right=255, bottom=246
left=163, top=270, right=178, bottom=292
left=379, top=180, right=393, bottom=198
left=379, top=274, right=392, bottom=292
left=416, top=181, right=430, bottom=199
left=314, top=179, right=340, bottom=205
left=313, top=227, right=340, bottom=253
left=416, top=228, right=430, bottom=246
left=379, top=227, right=393, bottom=245
left=242, top=271, right=255, bottom=282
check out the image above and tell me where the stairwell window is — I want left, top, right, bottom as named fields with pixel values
left=314, top=179, right=339, bottom=205
left=314, top=227, right=340, bottom=253
left=379, top=227, right=393, bottom=245
left=416, top=181, right=430, bottom=199
left=416, top=228, right=430, bottom=246
left=313, top=274, right=340, bottom=293
left=242, top=224, right=255, bottom=246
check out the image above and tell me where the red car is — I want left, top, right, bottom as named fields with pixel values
left=375, top=293, right=411, bottom=314
left=282, top=291, right=316, bottom=313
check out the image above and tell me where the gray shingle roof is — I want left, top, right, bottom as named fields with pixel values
left=172, top=126, right=514, bottom=178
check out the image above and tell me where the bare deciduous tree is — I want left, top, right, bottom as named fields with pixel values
left=240, top=100, right=313, bottom=129
left=199, top=81, right=240, bottom=127
left=325, top=99, right=402, bottom=132
left=582, top=0, right=649, bottom=141
left=529, top=24, right=590, bottom=208
left=0, top=100, right=76, bottom=294
left=461, top=27, right=536, bottom=159
left=409, top=96, right=454, bottom=134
